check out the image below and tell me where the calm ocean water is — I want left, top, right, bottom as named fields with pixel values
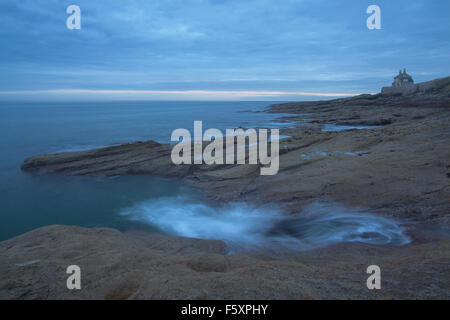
left=0, top=101, right=286, bottom=241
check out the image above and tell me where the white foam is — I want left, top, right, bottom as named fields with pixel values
left=121, top=197, right=280, bottom=248
left=120, top=199, right=410, bottom=252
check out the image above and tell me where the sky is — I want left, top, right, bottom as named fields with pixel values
left=0, top=0, right=449, bottom=101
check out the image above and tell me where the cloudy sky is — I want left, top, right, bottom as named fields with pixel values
left=0, top=0, right=449, bottom=100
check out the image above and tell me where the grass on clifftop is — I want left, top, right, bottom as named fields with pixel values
left=424, top=76, right=450, bottom=95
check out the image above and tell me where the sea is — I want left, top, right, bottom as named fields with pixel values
left=0, top=100, right=409, bottom=250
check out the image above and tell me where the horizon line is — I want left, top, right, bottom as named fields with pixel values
left=0, top=89, right=361, bottom=98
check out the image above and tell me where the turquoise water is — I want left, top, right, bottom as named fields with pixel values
left=0, top=101, right=285, bottom=241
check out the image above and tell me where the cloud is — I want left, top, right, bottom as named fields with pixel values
left=0, top=0, right=448, bottom=99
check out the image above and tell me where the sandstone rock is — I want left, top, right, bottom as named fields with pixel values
left=10, top=86, right=450, bottom=300
left=0, top=225, right=448, bottom=299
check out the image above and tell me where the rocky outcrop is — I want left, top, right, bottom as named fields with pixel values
left=21, top=92, right=450, bottom=222
left=21, top=140, right=187, bottom=177
left=1, top=225, right=449, bottom=299
left=7, top=86, right=450, bottom=300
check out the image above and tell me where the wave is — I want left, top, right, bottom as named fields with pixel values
left=120, top=198, right=410, bottom=252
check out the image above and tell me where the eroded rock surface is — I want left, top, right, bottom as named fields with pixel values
left=7, top=87, right=450, bottom=300
left=21, top=92, right=450, bottom=223
left=1, top=225, right=449, bottom=299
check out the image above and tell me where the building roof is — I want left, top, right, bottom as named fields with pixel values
left=395, top=69, right=413, bottom=82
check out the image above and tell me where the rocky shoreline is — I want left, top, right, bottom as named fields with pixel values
left=20, top=90, right=450, bottom=225
left=2, top=83, right=449, bottom=299
left=1, top=225, right=448, bottom=299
